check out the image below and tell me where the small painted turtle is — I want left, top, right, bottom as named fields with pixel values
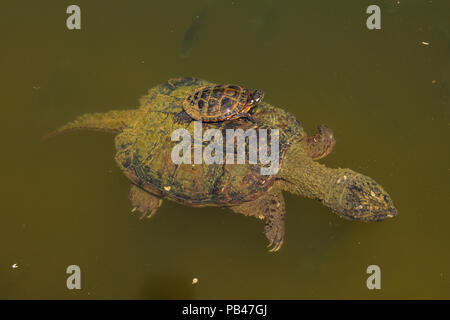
left=181, top=84, right=264, bottom=122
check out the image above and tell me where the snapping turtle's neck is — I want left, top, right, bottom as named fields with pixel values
left=277, top=142, right=335, bottom=201
left=277, top=142, right=398, bottom=222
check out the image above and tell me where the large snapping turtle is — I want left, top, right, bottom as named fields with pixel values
left=48, top=77, right=397, bottom=252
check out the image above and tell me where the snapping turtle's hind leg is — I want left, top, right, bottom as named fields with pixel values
left=303, top=125, right=336, bottom=160
left=230, top=188, right=286, bottom=252
left=129, top=185, right=163, bottom=220
left=174, top=110, right=193, bottom=124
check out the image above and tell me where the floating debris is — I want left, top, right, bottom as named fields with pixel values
left=421, top=41, right=430, bottom=46
left=12, top=263, right=19, bottom=269
left=192, top=277, right=199, bottom=285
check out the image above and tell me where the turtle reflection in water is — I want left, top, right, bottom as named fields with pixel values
left=47, top=77, right=397, bottom=252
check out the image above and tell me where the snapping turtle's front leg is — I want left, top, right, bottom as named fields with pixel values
left=129, top=185, right=163, bottom=219
left=230, top=187, right=286, bottom=252
left=301, top=125, right=336, bottom=160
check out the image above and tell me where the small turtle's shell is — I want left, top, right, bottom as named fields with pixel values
left=183, top=85, right=251, bottom=122
left=115, top=77, right=305, bottom=207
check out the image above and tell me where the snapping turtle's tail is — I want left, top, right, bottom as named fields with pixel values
left=42, top=109, right=139, bottom=140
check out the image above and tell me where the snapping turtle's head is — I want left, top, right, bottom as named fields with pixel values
left=329, top=170, right=398, bottom=222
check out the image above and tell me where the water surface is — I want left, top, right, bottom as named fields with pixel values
left=1, top=0, right=449, bottom=299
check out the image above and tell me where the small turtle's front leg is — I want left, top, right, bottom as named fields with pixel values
left=129, top=184, right=163, bottom=219
left=230, top=187, right=286, bottom=252
left=231, top=113, right=256, bottom=123
left=174, top=110, right=193, bottom=124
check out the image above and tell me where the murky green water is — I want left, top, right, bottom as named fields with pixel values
left=1, top=0, right=449, bottom=299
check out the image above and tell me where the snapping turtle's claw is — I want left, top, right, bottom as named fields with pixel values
left=139, top=211, right=147, bottom=220
left=265, top=226, right=284, bottom=253
left=146, top=209, right=158, bottom=219
left=264, top=213, right=285, bottom=253
left=137, top=208, right=157, bottom=220
left=267, top=240, right=284, bottom=252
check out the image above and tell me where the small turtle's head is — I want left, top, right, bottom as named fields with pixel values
left=329, top=170, right=398, bottom=222
left=249, top=89, right=264, bottom=105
